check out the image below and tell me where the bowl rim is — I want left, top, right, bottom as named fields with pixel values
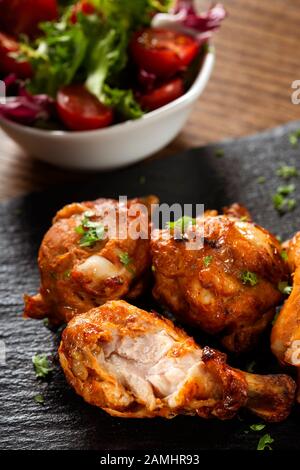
left=0, top=50, right=215, bottom=139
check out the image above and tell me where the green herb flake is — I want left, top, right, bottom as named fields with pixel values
left=75, top=225, right=85, bottom=235
left=272, top=193, right=297, bottom=214
left=276, top=165, right=298, bottom=179
left=215, top=149, right=224, bottom=158
left=278, top=281, right=293, bottom=295
left=241, top=271, right=258, bottom=287
left=250, top=424, right=266, bottom=432
left=75, top=212, right=105, bottom=247
left=151, top=265, right=156, bottom=272
left=272, top=193, right=284, bottom=212
left=287, top=198, right=297, bottom=211
left=63, top=269, right=71, bottom=280
left=277, top=184, right=295, bottom=195
left=34, top=394, right=45, bottom=405
left=289, top=130, right=300, bottom=147
left=240, top=216, right=249, bottom=222
left=281, top=250, right=288, bottom=261
left=32, top=354, right=53, bottom=379
left=166, top=216, right=196, bottom=232
left=203, top=256, right=213, bottom=267
left=119, top=252, right=135, bottom=274
left=257, top=176, right=266, bottom=184
left=257, top=434, right=274, bottom=451
left=43, top=318, right=50, bottom=328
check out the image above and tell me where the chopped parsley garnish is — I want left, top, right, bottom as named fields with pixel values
left=34, top=394, right=45, bottom=405
left=277, top=184, right=295, bottom=195
left=257, top=434, right=274, bottom=451
left=32, top=354, right=53, bottom=379
left=276, top=165, right=298, bottom=179
left=281, top=250, right=288, bottom=261
left=215, top=149, right=224, bottom=158
left=278, top=281, right=292, bottom=295
left=240, top=216, right=249, bottom=222
left=43, top=318, right=50, bottom=328
left=119, top=252, right=135, bottom=274
left=272, top=193, right=296, bottom=214
left=241, top=271, right=258, bottom=287
left=287, top=198, right=296, bottom=211
left=203, top=256, right=213, bottom=267
left=75, top=211, right=105, bottom=247
left=250, top=424, right=266, bottom=432
left=289, top=129, right=300, bottom=147
left=257, top=176, right=266, bottom=184
left=166, top=216, right=196, bottom=232
left=63, top=269, right=71, bottom=280
left=272, top=179, right=296, bottom=214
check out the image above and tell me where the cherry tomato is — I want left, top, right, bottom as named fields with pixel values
left=0, top=0, right=58, bottom=38
left=56, top=85, right=113, bottom=131
left=138, top=77, right=184, bottom=111
left=0, top=32, right=32, bottom=78
left=70, top=1, right=96, bottom=24
left=130, top=28, right=199, bottom=78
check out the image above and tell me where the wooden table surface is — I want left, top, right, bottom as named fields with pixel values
left=1, top=0, right=300, bottom=201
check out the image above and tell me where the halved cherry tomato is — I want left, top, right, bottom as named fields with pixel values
left=70, top=1, right=96, bottom=24
left=56, top=85, right=113, bottom=131
left=0, top=32, right=32, bottom=78
left=130, top=28, right=199, bottom=78
left=138, top=77, right=184, bottom=111
left=0, top=0, right=58, bottom=38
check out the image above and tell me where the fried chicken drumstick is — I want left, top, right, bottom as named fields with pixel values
left=151, top=205, right=288, bottom=353
left=24, top=196, right=157, bottom=324
left=271, top=232, right=300, bottom=401
left=59, top=300, right=295, bottom=421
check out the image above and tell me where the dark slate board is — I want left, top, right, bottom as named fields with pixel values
left=1, top=121, right=300, bottom=451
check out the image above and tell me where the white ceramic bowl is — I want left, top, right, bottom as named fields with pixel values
left=0, top=51, right=214, bottom=170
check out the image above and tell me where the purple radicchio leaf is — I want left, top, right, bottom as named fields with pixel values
left=0, top=84, right=54, bottom=126
left=152, top=1, right=226, bottom=42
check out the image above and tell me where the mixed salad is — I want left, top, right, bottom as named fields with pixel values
left=0, top=1, right=225, bottom=131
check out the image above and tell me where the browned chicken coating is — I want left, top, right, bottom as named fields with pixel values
left=271, top=232, right=300, bottom=401
left=151, top=205, right=288, bottom=353
left=59, top=300, right=295, bottom=422
left=24, top=196, right=158, bottom=325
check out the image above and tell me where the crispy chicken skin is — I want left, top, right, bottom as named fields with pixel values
left=24, top=196, right=158, bottom=325
left=59, top=300, right=295, bottom=421
left=151, top=205, right=288, bottom=353
left=271, top=232, right=300, bottom=401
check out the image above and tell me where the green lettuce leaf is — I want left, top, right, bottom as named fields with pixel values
left=25, top=20, right=88, bottom=97
left=102, top=84, right=143, bottom=120
left=20, top=0, right=173, bottom=119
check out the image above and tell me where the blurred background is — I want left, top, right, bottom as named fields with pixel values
left=0, top=0, right=299, bottom=200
